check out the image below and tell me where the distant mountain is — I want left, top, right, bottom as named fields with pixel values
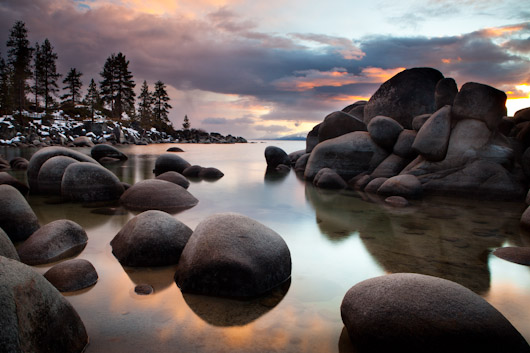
left=275, top=132, right=307, bottom=140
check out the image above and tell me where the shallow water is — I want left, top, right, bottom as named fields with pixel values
left=3, top=141, right=530, bottom=352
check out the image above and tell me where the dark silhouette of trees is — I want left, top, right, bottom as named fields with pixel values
left=0, top=56, right=12, bottom=115
left=100, top=52, right=135, bottom=120
left=152, top=80, right=172, bottom=131
left=137, top=80, right=153, bottom=129
left=61, top=68, right=83, bottom=106
left=84, top=78, right=101, bottom=122
left=35, top=38, right=60, bottom=116
left=182, top=114, right=190, bottom=130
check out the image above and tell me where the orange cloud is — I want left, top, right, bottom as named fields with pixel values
left=480, top=25, right=526, bottom=38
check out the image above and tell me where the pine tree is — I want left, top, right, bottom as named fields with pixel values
left=137, top=80, right=153, bottom=128
left=84, top=78, right=101, bottom=122
left=182, top=115, right=190, bottom=130
left=32, top=42, right=42, bottom=112
left=99, top=52, right=135, bottom=120
left=153, top=80, right=172, bottom=131
left=0, top=56, right=13, bottom=115
left=36, top=38, right=60, bottom=116
left=7, top=21, right=33, bottom=120
left=61, top=68, right=83, bottom=106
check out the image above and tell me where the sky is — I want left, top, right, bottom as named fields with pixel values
left=0, top=0, right=529, bottom=138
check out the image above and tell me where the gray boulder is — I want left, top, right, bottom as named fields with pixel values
left=313, top=168, right=347, bottom=189
left=175, top=213, right=291, bottom=298
left=306, top=123, right=321, bottom=153
left=182, top=165, right=203, bottom=178
left=156, top=171, right=190, bottom=189
left=342, top=100, right=367, bottom=119
left=18, top=220, right=88, bottom=266
left=111, top=210, right=193, bottom=266
left=0, top=185, right=40, bottom=242
left=198, top=167, right=224, bottom=180
left=364, top=177, right=388, bottom=194
left=72, top=136, right=94, bottom=147
left=91, top=144, right=128, bottom=161
left=411, top=114, right=431, bottom=131
left=0, top=227, right=19, bottom=261
left=412, top=105, right=452, bottom=161
left=371, top=154, right=409, bottom=178
left=445, top=119, right=491, bottom=159
left=521, top=206, right=530, bottom=229
left=0, top=256, right=88, bottom=353
left=120, top=179, right=198, bottom=213
left=288, top=149, right=306, bottom=164
left=494, top=247, right=530, bottom=266
left=318, top=111, right=367, bottom=143
left=434, top=77, right=458, bottom=110
left=364, top=67, right=444, bottom=129
left=167, top=146, right=184, bottom=152
left=294, top=153, right=311, bottom=173
left=340, top=273, right=530, bottom=353
left=153, top=154, right=191, bottom=176
left=264, top=146, right=291, bottom=169
left=393, top=129, right=417, bottom=159
left=0, top=171, right=29, bottom=194
left=367, top=116, right=404, bottom=150
left=44, top=259, right=98, bottom=292
left=61, top=162, right=124, bottom=202
left=377, top=174, right=422, bottom=199
left=305, top=131, right=388, bottom=181
left=9, top=156, right=29, bottom=170
left=37, top=156, right=78, bottom=195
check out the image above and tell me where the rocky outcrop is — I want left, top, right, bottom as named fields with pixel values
left=44, top=259, right=98, bottom=292
left=341, top=273, right=530, bottom=353
left=61, top=162, right=125, bottom=202
left=493, top=247, right=530, bottom=266
left=0, top=185, right=40, bottom=242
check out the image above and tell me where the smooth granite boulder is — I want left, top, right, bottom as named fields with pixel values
left=18, top=220, right=88, bottom=266
left=341, top=273, right=530, bottom=353
left=412, top=105, right=452, bottom=161
left=0, top=185, right=40, bottom=242
left=265, top=146, right=291, bottom=169
left=37, top=156, right=78, bottom=195
left=393, top=129, right=417, bottom=159
left=167, top=146, right=184, bottom=152
left=367, top=116, right=404, bottom=150
left=370, top=154, right=409, bottom=178
left=294, top=153, right=311, bottom=173
left=9, top=156, right=29, bottom=170
left=0, top=256, right=88, bottom=353
left=364, top=68, right=444, bottom=129
left=493, top=247, right=530, bottom=266
left=411, top=114, right=431, bottom=131
left=44, top=259, right=98, bottom=292
left=306, top=123, right=321, bottom=153
left=0, top=227, right=19, bottom=261
left=445, top=119, right=492, bottom=159
left=156, top=171, right=190, bottom=189
left=27, top=146, right=98, bottom=193
left=0, top=171, right=29, bottom=194
left=182, top=165, right=203, bottom=178
left=313, top=168, right=347, bottom=189
left=342, top=100, right=367, bottom=119
left=364, top=177, right=388, bottom=194
left=153, top=154, right=191, bottom=176
left=111, top=210, right=193, bottom=266
left=521, top=206, right=530, bottom=229
left=91, top=144, right=128, bottom=161
left=434, top=77, right=458, bottom=110
left=175, top=213, right=292, bottom=298
left=452, top=82, right=507, bottom=131
left=377, top=174, right=423, bottom=199
left=61, top=162, right=124, bottom=202
left=198, top=167, right=224, bottom=180
left=120, top=179, right=198, bottom=213
left=72, top=136, right=94, bottom=147
left=318, top=111, right=367, bottom=143
left=288, top=149, right=306, bottom=165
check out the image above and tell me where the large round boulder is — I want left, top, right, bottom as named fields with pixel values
left=0, top=227, right=19, bottom=261
left=412, top=105, right=452, bottom=161
left=341, top=273, right=530, bottom=353
left=44, top=259, right=98, bottom=292
left=17, top=220, right=88, bottom=266
left=0, top=185, right=40, bottom=242
left=265, top=146, right=291, bottom=169
left=306, top=123, right=321, bottom=153
left=153, top=154, right=191, bottom=176
left=0, top=171, right=29, bottom=194
left=61, top=162, right=125, bottom=202
left=155, top=171, right=190, bottom=189
left=120, top=179, right=198, bottom=213
left=198, top=167, right=224, bottom=180
left=370, top=154, right=409, bottom=178
left=111, top=210, right=193, bottom=266
left=0, top=256, right=88, bottom=353
left=37, top=156, right=78, bottom=195
left=175, top=213, right=292, bottom=298
left=367, top=115, right=404, bottom=150
left=90, top=144, right=128, bottom=161
left=377, top=174, right=422, bottom=199
left=72, top=136, right=94, bottom=147
left=364, top=67, right=444, bottom=129
left=9, top=156, right=29, bottom=170
left=393, top=129, right=417, bottom=159
left=445, top=119, right=492, bottom=159
left=318, top=111, right=367, bottom=143
left=27, top=146, right=98, bottom=193
left=434, top=77, right=458, bottom=110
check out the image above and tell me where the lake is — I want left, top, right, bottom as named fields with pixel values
left=2, top=141, right=530, bottom=352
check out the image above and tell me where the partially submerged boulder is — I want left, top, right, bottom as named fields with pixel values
left=91, top=144, right=128, bottom=161
left=61, top=162, right=125, bottom=202
left=0, top=172, right=29, bottom=194
left=0, top=185, right=40, bottom=242
left=153, top=154, right=191, bottom=176
left=156, top=171, right=190, bottom=189
left=265, top=146, right=291, bottom=169
left=44, top=259, right=98, bottom=292
left=313, top=168, right=347, bottom=189
left=37, top=156, right=78, bottom=195
left=377, top=174, right=422, bottom=199
left=198, top=167, right=224, bottom=180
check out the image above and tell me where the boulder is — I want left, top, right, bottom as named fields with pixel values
left=318, top=111, right=367, bottom=142
left=367, top=116, right=404, bottom=150
left=264, top=146, right=291, bottom=169
left=72, top=136, right=94, bottom=147
left=364, top=177, right=388, bottom=194
left=498, top=117, right=515, bottom=136
left=393, top=129, right=417, bottom=159
left=294, top=153, right=311, bottom=173
left=313, top=168, right=347, bottom=189
left=167, top=147, right=184, bottom=152
left=182, top=165, right=203, bottom=178
left=155, top=171, right=190, bottom=189
left=377, top=174, right=422, bottom=199
left=452, top=82, right=507, bottom=131
left=0, top=172, right=29, bottom=194
left=445, top=119, right=492, bottom=159
left=349, top=173, right=372, bottom=191
left=27, top=146, right=97, bottom=193
left=306, top=123, right=321, bottom=153
left=175, top=213, right=291, bottom=298
left=198, top=167, right=224, bottom=180
left=0, top=227, right=19, bottom=261
left=521, top=206, right=530, bottom=229
left=43, top=259, right=98, bottom=292
left=340, top=273, right=530, bottom=353
left=514, top=107, right=530, bottom=124
left=493, top=247, right=530, bottom=266
left=9, top=156, right=29, bottom=170
left=153, top=154, right=191, bottom=176
left=288, top=149, right=306, bottom=165
left=364, top=68, right=444, bottom=128
left=37, top=156, right=78, bottom=195
left=61, top=162, right=125, bottom=202
left=17, top=220, right=88, bottom=266
left=0, top=156, right=9, bottom=170
left=90, top=144, right=128, bottom=161
left=120, top=179, right=198, bottom=213
left=0, top=256, right=88, bottom=353
left=111, top=210, right=193, bottom=266
left=385, top=196, right=409, bottom=207
left=0, top=185, right=40, bottom=242
left=411, top=114, right=431, bottom=131
left=342, top=100, right=366, bottom=119
left=412, top=105, right=452, bottom=161
left=434, top=77, right=458, bottom=110
left=305, top=131, right=388, bottom=181
left=370, top=154, right=409, bottom=178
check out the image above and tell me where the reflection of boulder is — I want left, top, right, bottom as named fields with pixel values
left=122, top=265, right=178, bottom=292
left=182, top=280, right=290, bottom=327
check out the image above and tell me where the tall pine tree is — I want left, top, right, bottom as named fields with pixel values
left=0, top=55, right=12, bottom=115
left=99, top=52, right=135, bottom=120
left=36, top=38, right=60, bottom=116
left=7, top=21, right=33, bottom=121
left=84, top=78, right=101, bottom=122
left=32, top=42, right=42, bottom=112
left=61, top=68, right=83, bottom=106
left=137, top=80, right=153, bottom=129
left=152, top=80, right=172, bottom=132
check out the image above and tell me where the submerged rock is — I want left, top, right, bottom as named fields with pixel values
left=61, top=162, right=125, bottom=202
left=91, top=144, right=128, bottom=161
left=0, top=185, right=40, bottom=242
left=198, top=167, right=224, bottom=180
left=37, top=156, right=78, bottom=195
left=153, top=154, right=191, bottom=176
left=0, top=171, right=29, bottom=194
left=44, top=259, right=98, bottom=292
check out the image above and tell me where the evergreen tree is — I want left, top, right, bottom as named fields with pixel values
left=84, top=78, right=101, bottom=122
left=61, top=68, right=83, bottom=106
left=7, top=21, right=33, bottom=120
left=137, top=80, right=153, bottom=128
left=99, top=52, right=135, bottom=120
left=36, top=38, right=60, bottom=116
left=152, top=80, right=172, bottom=131
left=182, top=114, right=190, bottom=130
left=32, top=42, right=43, bottom=111
left=0, top=56, right=12, bottom=115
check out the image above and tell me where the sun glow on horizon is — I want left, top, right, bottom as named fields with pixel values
left=506, top=84, right=530, bottom=116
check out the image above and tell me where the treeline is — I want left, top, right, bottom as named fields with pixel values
left=0, top=21, right=175, bottom=133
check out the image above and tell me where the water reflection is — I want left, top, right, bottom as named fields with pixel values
left=264, top=167, right=290, bottom=184
left=121, top=265, right=178, bottom=292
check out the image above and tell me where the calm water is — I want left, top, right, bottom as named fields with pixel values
left=3, top=141, right=530, bottom=352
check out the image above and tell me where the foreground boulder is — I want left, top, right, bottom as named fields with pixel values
left=44, top=259, right=98, bottom=292
left=18, top=220, right=88, bottom=265
left=153, top=154, right=191, bottom=176
left=0, top=171, right=29, bottom=194
left=61, top=162, right=125, bottom=202
left=175, top=213, right=291, bottom=297
left=377, top=174, right=422, bottom=199
left=0, top=185, right=40, bottom=242
left=0, top=227, right=19, bottom=261
left=120, top=179, right=198, bottom=213
left=412, top=105, right=452, bottom=161
left=264, top=146, right=291, bottom=169
left=111, top=210, right=193, bottom=266
left=0, top=256, right=88, bottom=353
left=91, top=144, right=128, bottom=162
left=156, top=171, right=190, bottom=189
left=494, top=247, right=530, bottom=266
left=9, top=156, right=29, bottom=170
left=313, top=168, right=347, bottom=189
left=341, top=273, right=530, bottom=353
left=37, top=156, right=78, bottom=195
